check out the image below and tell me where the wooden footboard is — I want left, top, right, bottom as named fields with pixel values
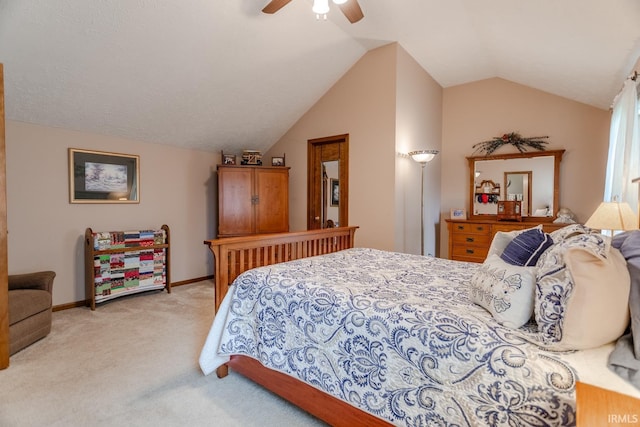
left=202, top=227, right=381, bottom=426
left=204, top=226, right=358, bottom=312
left=227, top=355, right=391, bottom=427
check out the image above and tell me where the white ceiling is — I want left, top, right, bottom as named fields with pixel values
left=1, top=0, right=639, bottom=154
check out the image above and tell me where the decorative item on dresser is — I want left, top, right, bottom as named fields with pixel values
left=446, top=219, right=566, bottom=263
left=497, top=200, right=522, bottom=221
left=217, top=165, right=289, bottom=237
left=84, top=225, right=170, bottom=310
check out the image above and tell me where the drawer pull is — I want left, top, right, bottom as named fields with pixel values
left=466, top=237, right=475, bottom=242
left=466, top=249, right=475, bottom=254
left=457, top=225, right=464, bottom=230
left=476, top=226, right=484, bottom=231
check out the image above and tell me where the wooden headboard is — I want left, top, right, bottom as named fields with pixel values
left=204, top=226, right=358, bottom=311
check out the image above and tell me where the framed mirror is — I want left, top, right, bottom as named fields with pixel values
left=467, top=149, right=564, bottom=221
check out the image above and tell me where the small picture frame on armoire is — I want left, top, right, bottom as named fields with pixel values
left=222, top=152, right=236, bottom=165
left=271, top=155, right=285, bottom=166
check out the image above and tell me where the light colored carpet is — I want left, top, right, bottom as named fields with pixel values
left=0, top=281, right=327, bottom=427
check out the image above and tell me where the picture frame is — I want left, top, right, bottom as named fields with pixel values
left=450, top=208, right=466, bottom=219
left=330, top=178, right=339, bottom=207
left=271, top=156, right=285, bottom=167
left=69, top=148, right=140, bottom=204
left=222, top=153, right=236, bottom=165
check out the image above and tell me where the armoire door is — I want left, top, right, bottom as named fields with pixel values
left=255, top=168, right=289, bottom=234
left=218, top=166, right=255, bottom=237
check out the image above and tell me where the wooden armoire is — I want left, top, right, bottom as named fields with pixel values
left=217, top=165, right=289, bottom=237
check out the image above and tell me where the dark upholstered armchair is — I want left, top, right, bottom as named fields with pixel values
left=8, top=271, right=56, bottom=355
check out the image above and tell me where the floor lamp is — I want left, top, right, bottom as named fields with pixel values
left=409, top=149, right=439, bottom=255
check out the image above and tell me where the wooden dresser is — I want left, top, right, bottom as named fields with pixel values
left=446, top=219, right=567, bottom=263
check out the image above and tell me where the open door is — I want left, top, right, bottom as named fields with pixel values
left=0, top=63, right=9, bottom=369
left=307, top=135, right=349, bottom=230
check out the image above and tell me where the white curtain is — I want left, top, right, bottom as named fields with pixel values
left=604, top=78, right=640, bottom=211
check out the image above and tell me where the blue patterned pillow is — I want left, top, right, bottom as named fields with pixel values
left=500, top=228, right=553, bottom=266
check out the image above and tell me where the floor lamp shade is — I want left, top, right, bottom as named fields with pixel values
left=409, top=150, right=439, bottom=164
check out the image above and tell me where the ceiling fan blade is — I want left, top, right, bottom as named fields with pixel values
left=262, top=0, right=293, bottom=14
left=338, top=0, right=364, bottom=23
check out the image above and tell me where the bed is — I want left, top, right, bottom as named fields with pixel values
left=200, top=226, right=640, bottom=426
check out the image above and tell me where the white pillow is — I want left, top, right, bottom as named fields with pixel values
left=469, top=254, right=537, bottom=328
left=535, top=233, right=630, bottom=350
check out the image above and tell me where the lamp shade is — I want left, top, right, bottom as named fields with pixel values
left=584, top=201, right=639, bottom=232
left=409, top=149, right=439, bottom=164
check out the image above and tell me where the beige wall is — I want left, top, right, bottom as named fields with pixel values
left=266, top=44, right=398, bottom=250
left=266, top=43, right=443, bottom=254
left=6, top=121, right=217, bottom=305
left=394, top=47, right=442, bottom=255
left=440, top=78, right=610, bottom=257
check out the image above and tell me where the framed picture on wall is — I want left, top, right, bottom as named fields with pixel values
left=450, top=208, right=466, bottom=219
left=69, top=148, right=140, bottom=203
left=330, top=178, right=339, bottom=206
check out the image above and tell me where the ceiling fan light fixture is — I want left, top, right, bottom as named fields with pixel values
left=312, top=0, right=330, bottom=19
left=332, top=0, right=348, bottom=4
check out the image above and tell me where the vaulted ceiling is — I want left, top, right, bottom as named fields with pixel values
left=1, top=0, right=639, bottom=154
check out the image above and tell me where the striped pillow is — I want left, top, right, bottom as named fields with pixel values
left=500, top=228, right=553, bottom=266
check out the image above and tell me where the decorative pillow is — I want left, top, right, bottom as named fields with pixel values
left=487, top=225, right=542, bottom=259
left=500, top=227, right=554, bottom=266
left=535, top=233, right=630, bottom=350
left=469, top=254, right=536, bottom=328
left=549, top=223, right=597, bottom=243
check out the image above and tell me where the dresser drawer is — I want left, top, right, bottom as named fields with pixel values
left=450, top=222, right=490, bottom=235
left=451, top=233, right=492, bottom=246
left=451, top=245, right=489, bottom=262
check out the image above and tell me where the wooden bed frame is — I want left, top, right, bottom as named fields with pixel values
left=204, top=227, right=391, bottom=426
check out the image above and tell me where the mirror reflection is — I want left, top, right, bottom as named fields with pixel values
left=504, top=171, right=532, bottom=215
left=468, top=150, right=564, bottom=220
left=322, top=160, right=339, bottom=228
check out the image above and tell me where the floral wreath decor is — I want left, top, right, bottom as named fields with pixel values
left=472, top=132, right=549, bottom=155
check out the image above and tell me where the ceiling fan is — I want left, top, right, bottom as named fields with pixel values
left=262, top=0, right=364, bottom=24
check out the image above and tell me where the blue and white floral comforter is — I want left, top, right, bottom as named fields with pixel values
left=199, top=248, right=576, bottom=426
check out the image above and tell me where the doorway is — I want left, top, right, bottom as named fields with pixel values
left=307, top=135, right=349, bottom=230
